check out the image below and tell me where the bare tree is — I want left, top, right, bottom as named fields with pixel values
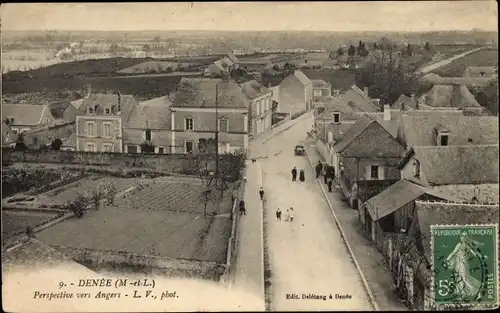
left=90, top=185, right=105, bottom=210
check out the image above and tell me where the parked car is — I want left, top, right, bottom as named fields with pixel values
left=294, top=145, right=305, bottom=156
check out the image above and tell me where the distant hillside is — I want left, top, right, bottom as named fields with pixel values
left=117, top=60, right=200, bottom=74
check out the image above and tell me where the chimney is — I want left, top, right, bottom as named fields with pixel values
left=383, top=104, right=391, bottom=121
left=451, top=84, right=461, bottom=108
left=363, top=87, right=369, bottom=98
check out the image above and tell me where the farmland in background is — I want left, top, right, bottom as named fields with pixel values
left=432, top=48, right=498, bottom=77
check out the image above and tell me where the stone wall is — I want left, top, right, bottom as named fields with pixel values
left=1, top=149, right=235, bottom=175
left=54, top=245, right=226, bottom=281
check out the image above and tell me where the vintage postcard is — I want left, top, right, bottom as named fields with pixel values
left=1, top=1, right=499, bottom=312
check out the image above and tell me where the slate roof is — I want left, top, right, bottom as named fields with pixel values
left=2, top=121, right=16, bottom=145
left=324, top=122, right=356, bottom=142
left=311, top=79, right=331, bottom=88
left=320, top=98, right=361, bottom=121
left=413, top=200, right=500, bottom=263
left=125, top=96, right=173, bottom=130
left=404, top=144, right=499, bottom=185
left=463, top=66, right=497, bottom=78
left=332, top=114, right=374, bottom=152
left=342, top=85, right=380, bottom=112
left=70, top=98, right=84, bottom=110
left=423, top=84, right=481, bottom=108
left=172, top=78, right=249, bottom=109
left=292, top=70, right=313, bottom=86
left=240, top=80, right=272, bottom=100
left=76, top=93, right=138, bottom=122
left=399, top=115, right=499, bottom=147
left=391, top=95, right=418, bottom=110
left=2, top=104, right=51, bottom=126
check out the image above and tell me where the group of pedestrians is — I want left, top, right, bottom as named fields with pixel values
left=275, top=207, right=294, bottom=222
left=315, top=161, right=336, bottom=192
left=291, top=166, right=306, bottom=182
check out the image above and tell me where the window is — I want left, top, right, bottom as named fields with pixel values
left=185, top=118, right=194, bottom=131
left=314, top=89, right=322, bottom=97
left=102, top=123, right=112, bottom=138
left=158, top=147, right=165, bottom=154
left=333, top=112, right=340, bottom=123
left=101, top=143, right=112, bottom=152
left=185, top=141, right=194, bottom=154
left=85, top=143, right=96, bottom=152
left=85, top=122, right=96, bottom=137
left=413, top=160, right=421, bottom=178
left=370, top=165, right=379, bottom=179
left=145, top=129, right=152, bottom=141
left=127, top=145, right=138, bottom=154
left=218, top=119, right=229, bottom=133
left=440, top=134, right=449, bottom=146
left=104, top=108, right=110, bottom=115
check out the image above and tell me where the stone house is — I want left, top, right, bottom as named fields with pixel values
left=204, top=52, right=240, bottom=77
left=240, top=80, right=273, bottom=137
left=397, top=144, right=499, bottom=204
left=123, top=96, right=173, bottom=154
left=75, top=93, right=138, bottom=153
left=2, top=104, right=55, bottom=134
left=279, top=70, right=313, bottom=118
left=170, top=77, right=249, bottom=154
left=334, top=114, right=406, bottom=209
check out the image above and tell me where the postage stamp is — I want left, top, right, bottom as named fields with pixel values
left=431, top=224, right=499, bottom=309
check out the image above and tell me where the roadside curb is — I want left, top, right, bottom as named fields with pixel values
left=304, top=147, right=380, bottom=311
left=256, top=162, right=268, bottom=311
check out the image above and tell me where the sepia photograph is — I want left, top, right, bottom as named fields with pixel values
left=1, top=1, right=499, bottom=311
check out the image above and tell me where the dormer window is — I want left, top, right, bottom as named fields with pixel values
left=88, top=107, right=94, bottom=114
left=412, top=160, right=421, bottom=178
left=333, top=112, right=340, bottom=123
left=105, top=107, right=111, bottom=115
left=439, top=134, right=449, bottom=146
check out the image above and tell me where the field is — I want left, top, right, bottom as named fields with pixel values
left=432, top=44, right=484, bottom=59
left=432, top=48, right=498, bottom=77
left=117, top=60, right=198, bottom=74
left=2, top=210, right=60, bottom=240
left=34, top=175, right=234, bottom=263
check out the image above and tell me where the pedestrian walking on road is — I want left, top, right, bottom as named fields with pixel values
left=315, top=161, right=323, bottom=178
left=299, top=169, right=305, bottom=182
left=323, top=165, right=329, bottom=184
left=285, top=208, right=290, bottom=222
left=276, top=208, right=282, bottom=221
left=291, top=166, right=298, bottom=181
left=289, top=207, right=294, bottom=222
left=328, top=178, right=333, bottom=193
left=259, top=187, right=265, bottom=200
left=239, top=200, right=246, bottom=216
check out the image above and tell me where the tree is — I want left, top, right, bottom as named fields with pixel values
left=51, top=138, right=63, bottom=150
left=336, top=47, right=344, bottom=56
left=109, top=42, right=119, bottom=54
left=424, top=41, right=431, bottom=52
left=347, top=45, right=356, bottom=57
left=15, top=132, right=28, bottom=151
left=66, top=193, right=88, bottom=218
left=356, top=37, right=423, bottom=105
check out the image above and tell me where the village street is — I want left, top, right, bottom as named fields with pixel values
left=258, top=114, right=373, bottom=311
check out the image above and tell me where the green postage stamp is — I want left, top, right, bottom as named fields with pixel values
left=431, top=224, right=499, bottom=309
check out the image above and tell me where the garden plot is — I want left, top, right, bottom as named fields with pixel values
left=114, top=176, right=235, bottom=215
left=2, top=210, right=59, bottom=240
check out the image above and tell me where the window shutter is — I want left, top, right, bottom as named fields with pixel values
left=365, top=166, right=371, bottom=180
left=379, top=166, right=385, bottom=180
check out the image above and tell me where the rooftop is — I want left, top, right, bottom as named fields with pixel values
left=2, top=104, right=52, bottom=126
left=403, top=144, right=499, bottom=185
left=342, top=85, right=380, bottom=113
left=413, top=200, right=500, bottom=263
left=173, top=78, right=249, bottom=109
left=240, top=80, right=272, bottom=100
left=400, top=115, right=499, bottom=147
left=423, top=84, right=481, bottom=108
left=125, top=96, right=173, bottom=130
left=292, top=70, right=313, bottom=86
left=311, top=79, right=331, bottom=88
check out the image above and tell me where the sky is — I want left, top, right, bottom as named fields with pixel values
left=1, top=1, right=498, bottom=32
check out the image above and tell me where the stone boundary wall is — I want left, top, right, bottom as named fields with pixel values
left=54, top=245, right=226, bottom=281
